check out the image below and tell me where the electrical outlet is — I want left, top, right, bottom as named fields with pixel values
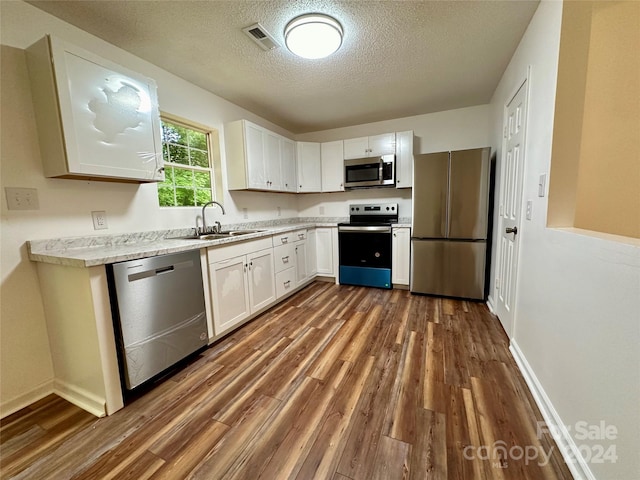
left=92, top=211, right=108, bottom=230
left=5, top=187, right=39, bottom=210
left=242, top=208, right=248, bottom=219
left=526, top=200, right=533, bottom=220
left=277, top=206, right=281, bottom=217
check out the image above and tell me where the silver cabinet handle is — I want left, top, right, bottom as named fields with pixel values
left=281, top=237, right=288, bottom=244
left=506, top=226, right=518, bottom=235
left=282, top=256, right=289, bottom=263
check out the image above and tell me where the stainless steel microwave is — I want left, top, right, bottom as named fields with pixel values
left=344, top=154, right=395, bottom=189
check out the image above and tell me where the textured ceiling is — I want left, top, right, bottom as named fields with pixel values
left=28, top=0, right=539, bottom=134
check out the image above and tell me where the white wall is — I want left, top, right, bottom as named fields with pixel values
left=0, top=0, right=298, bottom=414
left=489, top=2, right=640, bottom=479
left=296, top=105, right=492, bottom=218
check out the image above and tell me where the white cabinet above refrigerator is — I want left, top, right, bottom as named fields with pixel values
left=26, top=35, right=164, bottom=182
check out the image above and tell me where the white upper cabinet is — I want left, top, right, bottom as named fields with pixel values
left=296, top=142, right=322, bottom=192
left=264, top=131, right=282, bottom=190
left=321, top=140, right=344, bottom=192
left=26, top=35, right=164, bottom=182
left=225, top=119, right=296, bottom=192
left=281, top=139, right=297, bottom=193
left=395, top=130, right=414, bottom=189
left=343, top=133, right=396, bottom=159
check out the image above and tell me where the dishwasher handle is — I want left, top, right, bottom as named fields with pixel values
left=127, top=260, right=192, bottom=282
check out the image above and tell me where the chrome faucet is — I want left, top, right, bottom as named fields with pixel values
left=201, top=200, right=225, bottom=234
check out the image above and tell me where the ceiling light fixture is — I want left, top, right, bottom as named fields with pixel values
left=284, top=13, right=343, bottom=59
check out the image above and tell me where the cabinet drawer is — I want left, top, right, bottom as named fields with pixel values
left=275, top=267, right=296, bottom=299
left=273, top=243, right=295, bottom=273
left=272, top=229, right=307, bottom=246
left=207, top=237, right=272, bottom=264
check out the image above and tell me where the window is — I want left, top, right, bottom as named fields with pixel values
left=158, top=118, right=215, bottom=207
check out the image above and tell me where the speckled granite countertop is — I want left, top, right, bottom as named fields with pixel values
left=27, top=217, right=411, bottom=268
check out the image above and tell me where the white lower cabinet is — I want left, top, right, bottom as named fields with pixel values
left=315, top=227, right=335, bottom=276
left=274, top=242, right=296, bottom=299
left=392, top=227, right=411, bottom=285
left=294, top=240, right=308, bottom=285
left=208, top=238, right=275, bottom=335
left=275, top=267, right=296, bottom=299
left=306, top=228, right=317, bottom=277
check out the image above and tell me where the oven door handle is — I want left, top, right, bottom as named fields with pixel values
left=338, top=225, right=392, bottom=233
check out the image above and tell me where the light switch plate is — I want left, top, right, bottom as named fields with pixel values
left=538, top=174, right=547, bottom=197
left=5, top=187, right=39, bottom=210
left=526, top=200, right=533, bottom=220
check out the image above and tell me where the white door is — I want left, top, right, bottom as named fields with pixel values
left=306, top=228, right=317, bottom=277
left=392, top=227, right=411, bottom=285
left=368, top=132, right=396, bottom=156
left=264, top=131, right=281, bottom=190
left=210, top=255, right=250, bottom=333
left=295, top=241, right=308, bottom=285
left=245, top=123, right=266, bottom=189
left=280, top=138, right=296, bottom=192
left=320, top=140, right=344, bottom=192
left=297, top=142, right=322, bottom=192
left=315, top=228, right=334, bottom=275
left=343, top=137, right=369, bottom=159
left=395, top=131, right=414, bottom=188
left=496, top=80, right=528, bottom=337
left=247, top=248, right=276, bottom=312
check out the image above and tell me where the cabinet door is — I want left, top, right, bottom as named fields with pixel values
left=295, top=241, right=308, bottom=285
left=395, top=131, right=414, bottom=189
left=343, top=137, right=369, bottom=159
left=29, top=36, right=164, bottom=182
left=297, top=142, right=322, bottom=192
left=368, top=133, right=396, bottom=156
left=248, top=248, right=276, bottom=312
left=306, top=228, right=317, bottom=277
left=210, top=255, right=250, bottom=333
left=281, top=138, right=297, bottom=192
left=392, top=227, right=411, bottom=285
left=264, top=131, right=281, bottom=190
left=245, top=123, right=267, bottom=189
left=316, top=227, right=334, bottom=275
left=321, top=140, right=345, bottom=192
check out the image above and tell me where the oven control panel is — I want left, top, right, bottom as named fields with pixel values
left=347, top=203, right=398, bottom=224
left=349, top=203, right=398, bottom=215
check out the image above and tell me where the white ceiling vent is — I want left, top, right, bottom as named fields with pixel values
left=242, top=23, right=280, bottom=51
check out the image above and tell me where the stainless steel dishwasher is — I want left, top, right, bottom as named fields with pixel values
left=107, top=249, right=208, bottom=391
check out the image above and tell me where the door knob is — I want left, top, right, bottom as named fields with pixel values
left=505, top=226, right=518, bottom=235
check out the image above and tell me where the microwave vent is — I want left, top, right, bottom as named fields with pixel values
left=242, top=23, right=280, bottom=51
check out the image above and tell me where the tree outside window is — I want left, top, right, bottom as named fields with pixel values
left=157, top=119, right=214, bottom=207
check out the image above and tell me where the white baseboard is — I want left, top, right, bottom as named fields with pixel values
left=509, top=340, right=594, bottom=480
left=0, top=380, right=54, bottom=419
left=486, top=295, right=496, bottom=314
left=54, top=380, right=106, bottom=418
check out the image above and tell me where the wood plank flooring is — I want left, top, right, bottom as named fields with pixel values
left=0, top=281, right=573, bottom=479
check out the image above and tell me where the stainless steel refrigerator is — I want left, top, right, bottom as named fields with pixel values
left=410, top=147, right=491, bottom=300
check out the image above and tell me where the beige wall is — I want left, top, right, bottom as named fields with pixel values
left=548, top=0, right=640, bottom=238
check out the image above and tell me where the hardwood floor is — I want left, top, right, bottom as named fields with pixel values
left=1, top=282, right=573, bottom=479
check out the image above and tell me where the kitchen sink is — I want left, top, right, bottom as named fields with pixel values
left=170, top=229, right=265, bottom=240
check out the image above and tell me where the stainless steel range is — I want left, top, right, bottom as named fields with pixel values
left=338, top=203, right=398, bottom=289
